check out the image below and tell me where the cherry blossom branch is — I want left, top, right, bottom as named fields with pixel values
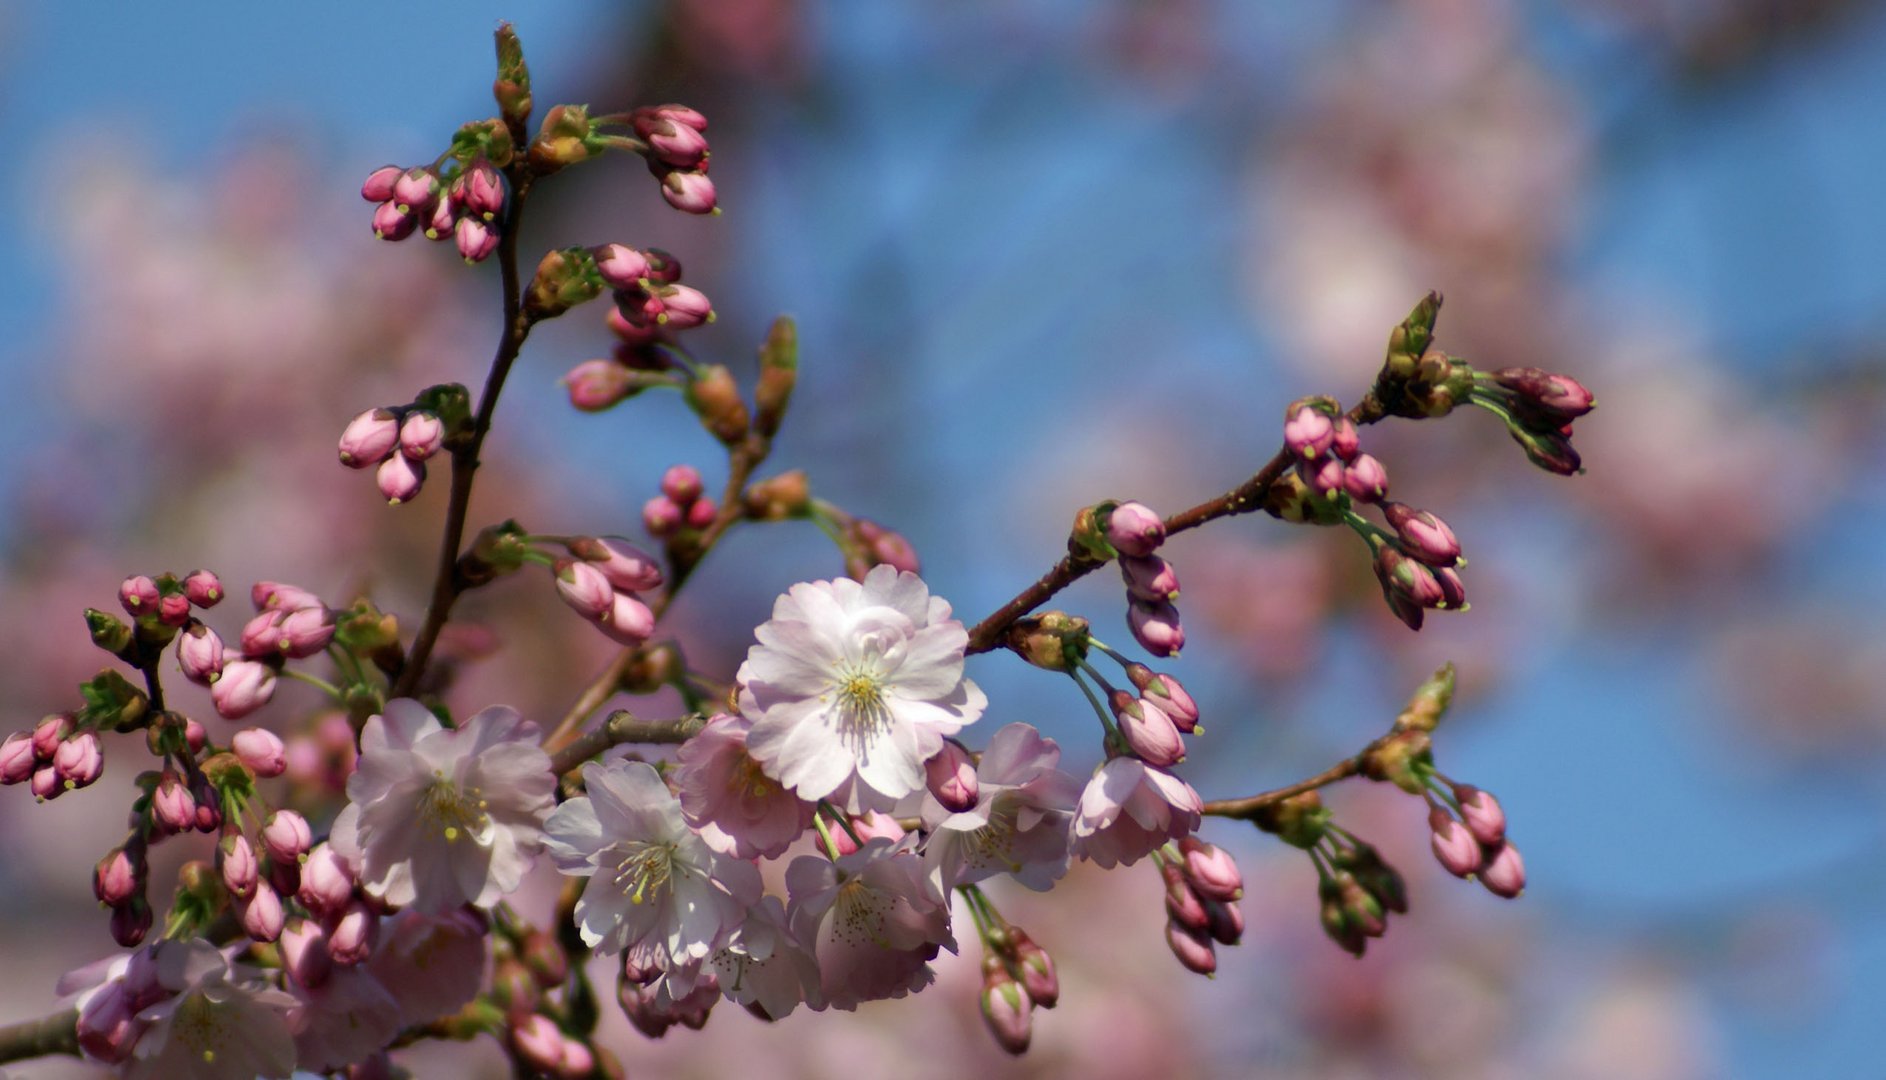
left=0, top=1007, right=78, bottom=1065
left=389, top=174, right=537, bottom=701
left=964, top=390, right=1388, bottom=655
left=548, top=709, right=705, bottom=774
left=1199, top=732, right=1397, bottom=820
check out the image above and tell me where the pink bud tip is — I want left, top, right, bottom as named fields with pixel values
left=361, top=165, right=401, bottom=203
left=1113, top=691, right=1186, bottom=767
left=327, top=901, right=379, bottom=965
left=297, top=844, right=355, bottom=920
left=1284, top=405, right=1336, bottom=459
left=569, top=536, right=665, bottom=592
left=156, top=593, right=191, bottom=628
left=1106, top=502, right=1165, bottom=557
left=1136, top=670, right=1199, bottom=731
left=392, top=167, right=440, bottom=214
left=262, top=809, right=312, bottom=865
left=425, top=197, right=458, bottom=241
left=1120, top=554, right=1180, bottom=603
left=398, top=411, right=445, bottom=461
left=221, top=834, right=259, bottom=900
left=212, top=659, right=278, bottom=720
left=376, top=452, right=426, bottom=504
left=94, top=846, right=141, bottom=906
left=1179, top=838, right=1244, bottom=902
left=279, top=919, right=333, bottom=990
left=462, top=160, right=507, bottom=220
left=1383, top=503, right=1462, bottom=568
left=118, top=575, right=160, bottom=615
left=596, top=592, right=656, bottom=647
left=1428, top=807, right=1481, bottom=878
left=563, top=359, right=636, bottom=412
left=643, top=495, right=684, bottom=538
left=659, top=169, right=718, bottom=215
left=1127, top=598, right=1185, bottom=657
left=655, top=283, right=714, bottom=329
left=1453, top=784, right=1506, bottom=845
left=32, top=714, right=74, bottom=761
left=685, top=496, right=719, bottom=531
left=277, top=605, right=336, bottom=659
left=924, top=740, right=980, bottom=813
left=1342, top=454, right=1389, bottom=503
left=979, top=971, right=1033, bottom=1056
left=1301, top=454, right=1346, bottom=496
left=1330, top=417, right=1361, bottom=462
left=455, top=215, right=499, bottom=262
left=53, top=731, right=103, bottom=788
left=660, top=464, right=705, bottom=505
left=553, top=559, right=616, bottom=620
left=232, top=728, right=287, bottom=778
left=152, top=771, right=196, bottom=833
left=110, top=898, right=152, bottom=947
left=511, top=1015, right=565, bottom=1074
left=251, top=581, right=325, bottom=612
left=1479, top=841, right=1526, bottom=898
left=594, top=243, right=652, bottom=290
left=1012, top=933, right=1059, bottom=1009
left=1164, top=919, right=1218, bottom=975
left=0, top=732, right=35, bottom=784
left=1204, top=896, right=1244, bottom=945
left=183, top=718, right=208, bottom=753
left=338, top=408, right=400, bottom=468
left=181, top=569, right=223, bottom=608
left=240, top=880, right=285, bottom=943
left=371, top=200, right=417, bottom=241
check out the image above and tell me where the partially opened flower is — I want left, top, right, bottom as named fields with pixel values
left=287, top=966, right=401, bottom=1073
left=674, top=712, right=814, bottom=859
left=920, top=723, right=1082, bottom=899
left=329, top=699, right=556, bottom=913
left=364, top=908, right=488, bottom=1025
left=705, top=896, right=823, bottom=1020
left=785, top=836, right=955, bottom=1010
left=739, top=565, right=987, bottom=812
left=544, top=759, right=763, bottom=973
left=1070, top=757, right=1203, bottom=869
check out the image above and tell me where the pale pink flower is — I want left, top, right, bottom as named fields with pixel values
left=544, top=759, right=763, bottom=970
left=329, top=699, right=555, bottom=913
left=739, top=565, right=987, bottom=812
left=121, top=940, right=298, bottom=1080
left=364, top=908, right=488, bottom=1024
left=288, top=966, right=400, bottom=1073
left=1070, top=757, right=1203, bottom=869
left=705, top=896, right=823, bottom=1020
left=920, top=723, right=1082, bottom=898
left=785, top=836, right=955, bottom=1010
left=674, top=712, right=813, bottom=859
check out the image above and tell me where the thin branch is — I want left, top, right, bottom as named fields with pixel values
left=1200, top=732, right=1395, bottom=820
left=0, top=1007, right=78, bottom=1066
left=549, top=710, right=705, bottom=775
left=390, top=174, right=537, bottom=701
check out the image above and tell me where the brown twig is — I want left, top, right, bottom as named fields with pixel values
left=549, top=710, right=706, bottom=775
left=0, top=1007, right=78, bottom=1066
left=1200, top=732, right=1395, bottom=820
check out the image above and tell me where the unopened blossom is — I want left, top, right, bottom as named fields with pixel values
left=261, top=809, right=311, bottom=864
left=1480, top=842, right=1526, bottom=898
left=920, top=723, right=1082, bottom=899
left=329, top=700, right=556, bottom=913
left=568, top=535, right=664, bottom=592
left=232, top=728, right=286, bottom=777
left=364, top=909, right=487, bottom=1025
left=674, top=712, right=813, bottom=860
left=1070, top=757, right=1203, bottom=869
left=1127, top=598, right=1185, bottom=657
left=739, top=565, right=987, bottom=812
left=210, top=659, right=276, bottom=719
left=376, top=452, right=425, bottom=504
left=1428, top=807, right=1481, bottom=878
left=1106, top=501, right=1165, bottom=557
left=337, top=409, right=400, bottom=468
left=1453, top=784, right=1506, bottom=844
left=785, top=836, right=955, bottom=1010
left=177, top=623, right=224, bottom=685
left=596, top=590, right=656, bottom=647
left=119, top=940, right=298, bottom=1080
left=923, top=739, right=979, bottom=813
left=544, top=759, right=763, bottom=970
left=705, top=896, right=823, bottom=1020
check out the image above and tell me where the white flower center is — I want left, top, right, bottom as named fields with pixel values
left=613, top=842, right=677, bottom=905
left=830, top=664, right=892, bottom=744
left=417, top=771, right=489, bottom=843
left=172, top=991, right=226, bottom=1064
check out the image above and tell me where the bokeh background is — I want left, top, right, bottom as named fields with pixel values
left=2, top=1, right=1883, bottom=1077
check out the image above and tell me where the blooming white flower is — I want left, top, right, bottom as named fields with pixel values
left=739, top=565, right=987, bottom=812
left=675, top=712, right=814, bottom=859
left=1070, top=757, right=1204, bottom=869
left=705, top=896, right=823, bottom=1020
left=919, top=722, right=1082, bottom=899
left=121, top=940, right=298, bottom=1080
left=544, top=759, right=763, bottom=971
left=785, top=836, right=955, bottom=1010
left=329, top=699, right=556, bottom=913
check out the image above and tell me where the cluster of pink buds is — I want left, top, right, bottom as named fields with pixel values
left=643, top=463, right=719, bottom=538
left=1, top=713, right=102, bottom=800
left=1158, top=838, right=1244, bottom=976
left=977, top=924, right=1061, bottom=1056
left=600, top=245, right=714, bottom=344
left=1105, top=502, right=1184, bottom=657
left=550, top=535, right=664, bottom=647
left=336, top=404, right=447, bottom=504
left=1370, top=503, right=1468, bottom=632
left=631, top=104, right=717, bottom=215
left=1427, top=783, right=1525, bottom=898
left=210, top=581, right=334, bottom=719
left=1285, top=400, right=1390, bottom=504
left=617, top=957, right=718, bottom=1041
left=510, top=1013, right=600, bottom=1078
left=362, top=157, right=508, bottom=262
left=1469, top=367, right=1594, bottom=476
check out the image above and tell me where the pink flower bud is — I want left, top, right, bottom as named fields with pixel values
left=425, top=197, right=458, bottom=241
left=1011, top=931, right=1058, bottom=1009
left=1284, top=405, right=1335, bottom=459
left=979, top=967, right=1033, bottom=1056
left=240, top=610, right=287, bottom=656
left=183, top=718, right=208, bottom=753
left=157, top=593, right=191, bottom=627
left=376, top=452, right=426, bottom=504
left=685, top=496, right=719, bottom=530
left=655, top=283, right=714, bottom=329
left=554, top=559, right=616, bottom=620
left=189, top=773, right=221, bottom=832
left=110, top=897, right=152, bottom=947
left=212, top=659, right=277, bottom=720
left=660, top=169, right=718, bottom=214
left=642, top=247, right=683, bottom=283
left=327, top=901, right=378, bottom=965
left=563, top=359, right=636, bottom=412
left=278, top=605, right=336, bottom=659
left=371, top=200, right=416, bottom=241
left=606, top=303, right=661, bottom=345
left=1382, top=503, right=1461, bottom=568
left=1479, top=841, right=1526, bottom=898
left=593, top=244, right=652, bottom=289
left=1179, top=838, right=1243, bottom=901
left=338, top=408, right=400, bottom=468
left=827, top=811, right=906, bottom=857
left=182, top=569, right=224, bottom=608
left=924, top=739, right=979, bottom=813
left=152, top=771, right=196, bottom=833
left=1120, top=555, right=1180, bottom=603
left=1162, top=859, right=1209, bottom=931
left=653, top=104, right=708, bottom=132
left=596, top=592, right=656, bottom=647
left=32, top=714, right=74, bottom=760
left=118, top=575, right=160, bottom=615
left=1127, top=598, right=1185, bottom=657
left=232, top=728, right=287, bottom=778
left=1204, top=896, right=1245, bottom=945
left=392, top=167, right=439, bottom=214
left=1112, top=691, right=1185, bottom=766
left=636, top=113, right=711, bottom=168
left=558, top=1039, right=595, bottom=1079
left=455, top=215, right=500, bottom=262
left=661, top=464, right=704, bottom=505
left=240, top=880, right=285, bottom=943
left=1164, top=920, right=1217, bottom=975
left=462, top=160, right=506, bottom=220
left=1435, top=567, right=1467, bottom=610
left=1342, top=453, right=1389, bottom=503
left=1376, top=546, right=1445, bottom=609
left=1453, top=784, right=1506, bottom=845
left=76, top=979, right=141, bottom=1065
left=1428, top=807, right=1481, bottom=878
left=220, top=833, right=259, bottom=900
left=279, top=919, right=332, bottom=990
left=1330, top=417, right=1360, bottom=462
left=1106, top=502, right=1165, bottom=557
left=1489, top=368, right=1594, bottom=420
left=643, top=495, right=684, bottom=537
left=399, top=411, right=445, bottom=461
left=866, top=524, right=921, bottom=574
left=54, top=732, right=103, bottom=788
left=30, top=764, right=60, bottom=800
left=252, top=581, right=324, bottom=612
left=511, top=1015, right=565, bottom=1074
left=298, top=843, right=354, bottom=919
left=1301, top=455, right=1346, bottom=496
left=1, top=732, right=38, bottom=783
left=569, top=536, right=665, bottom=592
left=1130, top=667, right=1199, bottom=732
left=94, top=845, right=141, bottom=905
left=361, top=165, right=401, bottom=203
left=262, top=809, right=312, bottom=865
